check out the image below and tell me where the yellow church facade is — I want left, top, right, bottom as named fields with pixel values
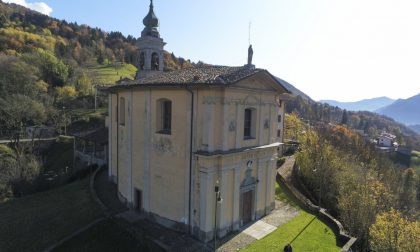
left=106, top=1, right=290, bottom=242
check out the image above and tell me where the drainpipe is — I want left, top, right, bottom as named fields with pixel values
left=186, top=86, right=195, bottom=235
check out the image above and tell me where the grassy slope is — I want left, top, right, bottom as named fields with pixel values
left=88, top=63, right=137, bottom=85
left=242, top=182, right=341, bottom=252
left=0, top=178, right=103, bottom=252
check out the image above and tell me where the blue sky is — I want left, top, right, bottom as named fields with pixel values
left=5, top=0, right=420, bottom=102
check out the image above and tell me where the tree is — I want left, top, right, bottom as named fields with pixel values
left=0, top=94, right=46, bottom=147
left=54, top=85, right=76, bottom=104
left=341, top=109, right=348, bottom=125
left=97, top=51, right=104, bottom=64
left=0, top=95, right=45, bottom=186
left=369, top=209, right=420, bottom=252
left=284, top=112, right=304, bottom=141
left=0, top=145, right=17, bottom=198
left=0, top=14, right=8, bottom=28
left=296, top=129, right=341, bottom=211
left=75, top=72, right=92, bottom=96
left=0, top=55, right=39, bottom=97
left=23, top=49, right=69, bottom=87
left=339, top=178, right=393, bottom=250
left=399, top=168, right=417, bottom=211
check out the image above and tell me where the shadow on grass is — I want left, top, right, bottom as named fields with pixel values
left=289, top=216, right=316, bottom=244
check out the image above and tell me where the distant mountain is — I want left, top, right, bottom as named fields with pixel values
left=275, top=77, right=312, bottom=101
left=320, top=97, right=395, bottom=112
left=409, top=125, right=420, bottom=134
left=377, top=93, right=420, bottom=125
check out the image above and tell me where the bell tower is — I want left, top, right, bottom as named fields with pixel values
left=136, top=0, right=166, bottom=79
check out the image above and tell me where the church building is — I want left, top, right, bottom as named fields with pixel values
left=107, top=0, right=290, bottom=241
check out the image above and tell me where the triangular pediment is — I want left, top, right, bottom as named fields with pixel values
left=231, top=71, right=290, bottom=94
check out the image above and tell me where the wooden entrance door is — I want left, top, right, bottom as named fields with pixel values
left=242, top=190, right=253, bottom=225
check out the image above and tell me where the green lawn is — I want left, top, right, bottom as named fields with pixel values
left=69, top=107, right=107, bottom=118
left=54, top=219, right=158, bottom=252
left=67, top=108, right=107, bottom=133
left=88, top=63, right=137, bottom=85
left=0, top=178, right=103, bottom=252
left=242, top=182, right=341, bottom=252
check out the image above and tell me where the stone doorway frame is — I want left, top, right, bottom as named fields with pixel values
left=239, top=168, right=257, bottom=227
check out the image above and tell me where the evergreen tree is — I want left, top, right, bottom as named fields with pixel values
left=341, top=109, right=348, bottom=125
left=400, top=168, right=417, bottom=211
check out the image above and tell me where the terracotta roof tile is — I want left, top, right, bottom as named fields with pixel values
left=111, top=65, right=263, bottom=88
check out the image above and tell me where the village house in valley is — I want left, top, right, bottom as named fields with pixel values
left=106, top=0, right=290, bottom=241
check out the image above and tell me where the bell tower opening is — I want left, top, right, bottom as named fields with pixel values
left=151, top=52, right=159, bottom=71
left=139, top=52, right=145, bottom=70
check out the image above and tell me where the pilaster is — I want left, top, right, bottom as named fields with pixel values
left=235, top=103, right=243, bottom=149
left=205, top=103, right=215, bottom=152
left=256, top=159, right=264, bottom=218
left=143, top=89, right=152, bottom=212
left=232, top=166, right=241, bottom=230
left=222, top=102, right=229, bottom=151
left=218, top=169, right=229, bottom=236
left=199, top=171, right=214, bottom=237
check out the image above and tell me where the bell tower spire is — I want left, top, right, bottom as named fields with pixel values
left=136, top=0, right=166, bottom=79
left=142, top=0, right=160, bottom=38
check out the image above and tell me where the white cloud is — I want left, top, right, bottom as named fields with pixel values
left=4, top=0, right=53, bottom=16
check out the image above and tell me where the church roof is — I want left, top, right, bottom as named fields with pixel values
left=107, top=65, right=290, bottom=92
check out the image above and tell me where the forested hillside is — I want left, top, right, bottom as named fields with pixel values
left=0, top=1, right=194, bottom=199
left=286, top=95, right=420, bottom=150
left=286, top=115, right=420, bottom=251
left=0, top=0, right=195, bottom=133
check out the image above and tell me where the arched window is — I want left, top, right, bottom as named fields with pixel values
left=244, top=108, right=256, bottom=139
left=151, top=52, right=159, bottom=71
left=139, top=52, right=145, bottom=70
left=157, top=99, right=172, bottom=134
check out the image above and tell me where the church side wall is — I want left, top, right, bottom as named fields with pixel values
left=116, top=90, right=131, bottom=203
left=131, top=91, right=146, bottom=208
left=148, top=89, right=190, bottom=225
left=113, top=88, right=191, bottom=228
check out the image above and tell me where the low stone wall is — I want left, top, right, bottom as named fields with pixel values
left=276, top=171, right=357, bottom=252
